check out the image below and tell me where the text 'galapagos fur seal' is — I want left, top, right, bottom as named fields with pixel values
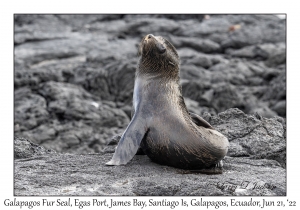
left=106, top=34, right=229, bottom=169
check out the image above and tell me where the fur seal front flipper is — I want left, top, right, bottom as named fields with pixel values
left=189, top=112, right=214, bottom=130
left=105, top=113, right=148, bottom=165
left=131, top=105, right=146, bottom=155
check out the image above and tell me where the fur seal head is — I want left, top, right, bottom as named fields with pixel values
left=137, top=34, right=180, bottom=78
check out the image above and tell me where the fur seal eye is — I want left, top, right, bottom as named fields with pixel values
left=157, top=44, right=166, bottom=54
left=159, top=47, right=166, bottom=54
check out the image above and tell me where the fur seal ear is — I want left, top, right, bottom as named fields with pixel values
left=163, top=38, right=178, bottom=57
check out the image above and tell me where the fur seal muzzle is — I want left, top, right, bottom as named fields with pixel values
left=106, top=34, right=229, bottom=169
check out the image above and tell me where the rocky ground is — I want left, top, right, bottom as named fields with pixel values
left=14, top=14, right=286, bottom=196
left=14, top=14, right=286, bottom=154
left=15, top=109, right=286, bottom=196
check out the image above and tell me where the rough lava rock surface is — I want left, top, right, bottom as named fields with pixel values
left=14, top=15, right=286, bottom=196
left=14, top=14, right=286, bottom=154
left=15, top=109, right=286, bottom=196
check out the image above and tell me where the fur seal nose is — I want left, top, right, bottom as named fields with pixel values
left=144, top=34, right=153, bottom=43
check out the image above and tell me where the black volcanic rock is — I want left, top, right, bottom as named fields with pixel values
left=14, top=14, right=286, bottom=154
left=15, top=109, right=286, bottom=196
left=14, top=136, right=55, bottom=159
left=203, top=108, right=286, bottom=168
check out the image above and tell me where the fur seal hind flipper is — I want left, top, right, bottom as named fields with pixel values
left=106, top=114, right=148, bottom=166
left=189, top=112, right=214, bottom=129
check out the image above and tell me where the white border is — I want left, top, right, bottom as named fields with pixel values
left=1, top=0, right=298, bottom=209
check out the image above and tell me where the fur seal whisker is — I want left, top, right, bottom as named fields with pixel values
left=168, top=61, right=175, bottom=66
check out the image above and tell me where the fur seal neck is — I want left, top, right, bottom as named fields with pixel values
left=136, top=34, right=189, bottom=118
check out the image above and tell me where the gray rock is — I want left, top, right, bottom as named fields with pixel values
left=248, top=105, right=278, bottom=118
left=184, top=98, right=217, bottom=116
left=176, top=17, right=231, bottom=37
left=14, top=14, right=286, bottom=156
left=180, top=65, right=213, bottom=83
left=219, top=16, right=285, bottom=49
left=14, top=107, right=286, bottom=196
left=15, top=153, right=285, bottom=195
left=14, top=136, right=55, bottom=159
left=15, top=81, right=129, bottom=153
left=170, top=36, right=221, bottom=53
left=178, top=48, right=226, bottom=69
left=226, top=43, right=285, bottom=62
left=204, top=108, right=286, bottom=168
left=262, top=71, right=286, bottom=114
left=56, top=14, right=125, bottom=31
left=265, top=51, right=286, bottom=67
left=271, top=100, right=286, bottom=117
left=14, top=87, right=49, bottom=131
left=14, top=14, right=72, bottom=45
left=162, top=14, right=204, bottom=20
left=14, top=154, right=285, bottom=196
left=120, top=17, right=180, bottom=38
left=175, top=15, right=285, bottom=50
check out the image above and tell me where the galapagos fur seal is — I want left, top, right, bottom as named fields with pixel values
left=106, top=34, right=229, bottom=169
